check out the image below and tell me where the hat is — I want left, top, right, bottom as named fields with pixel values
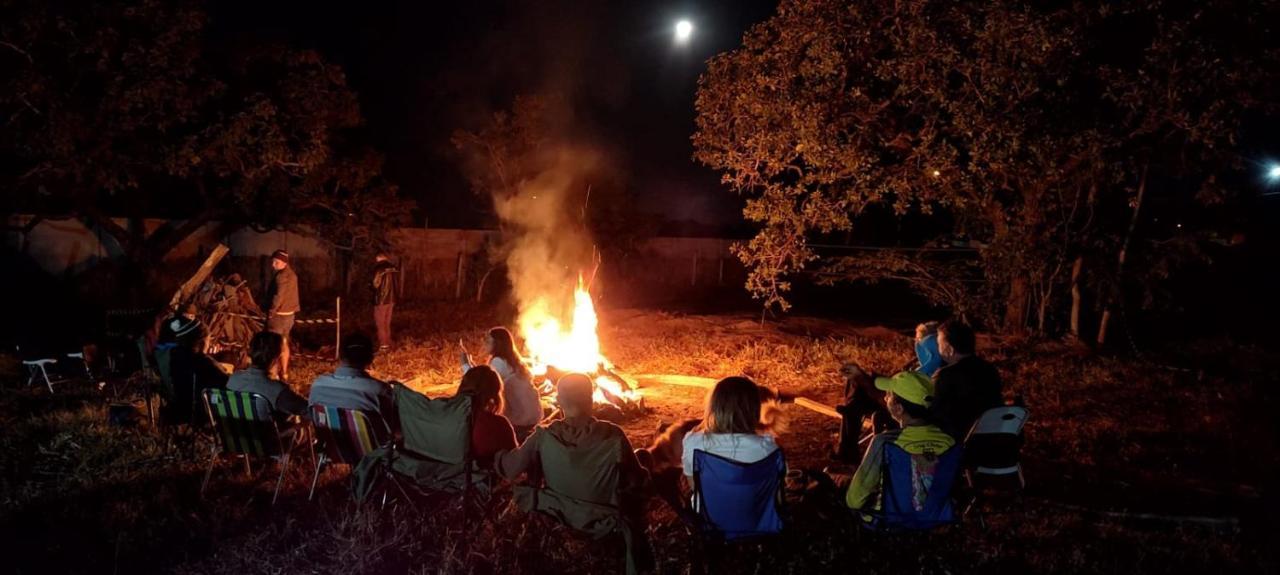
left=271, top=249, right=290, bottom=264
left=168, top=316, right=203, bottom=339
left=874, top=371, right=935, bottom=408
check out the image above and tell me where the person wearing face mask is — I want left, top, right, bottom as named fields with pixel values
left=931, top=320, right=1004, bottom=439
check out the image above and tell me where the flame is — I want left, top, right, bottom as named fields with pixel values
left=518, top=275, right=637, bottom=405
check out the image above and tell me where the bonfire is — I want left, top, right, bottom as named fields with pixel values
left=519, top=275, right=645, bottom=419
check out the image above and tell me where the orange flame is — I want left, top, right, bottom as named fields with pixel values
left=518, top=275, right=637, bottom=404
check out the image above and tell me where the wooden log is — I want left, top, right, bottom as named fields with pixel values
left=633, top=373, right=841, bottom=419
left=168, top=243, right=229, bottom=313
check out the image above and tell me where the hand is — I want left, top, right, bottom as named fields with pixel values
left=460, top=350, right=473, bottom=366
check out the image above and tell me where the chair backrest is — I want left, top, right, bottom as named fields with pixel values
left=203, top=388, right=283, bottom=457
left=964, top=406, right=1028, bottom=475
left=538, top=432, right=624, bottom=507
left=878, top=444, right=962, bottom=530
left=311, top=405, right=389, bottom=465
left=692, top=449, right=786, bottom=541
left=394, top=384, right=471, bottom=464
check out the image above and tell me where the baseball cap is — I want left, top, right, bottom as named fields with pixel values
left=271, top=249, right=290, bottom=263
left=874, top=371, right=936, bottom=408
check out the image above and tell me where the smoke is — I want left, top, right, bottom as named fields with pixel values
left=495, top=141, right=606, bottom=329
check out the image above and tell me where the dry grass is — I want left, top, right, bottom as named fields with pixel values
left=0, top=303, right=1275, bottom=574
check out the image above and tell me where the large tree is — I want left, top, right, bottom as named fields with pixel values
left=1, top=0, right=407, bottom=292
left=694, top=0, right=1277, bottom=335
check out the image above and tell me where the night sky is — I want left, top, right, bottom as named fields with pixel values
left=208, top=0, right=781, bottom=233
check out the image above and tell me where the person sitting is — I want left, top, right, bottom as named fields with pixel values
left=455, top=364, right=518, bottom=469
left=840, top=371, right=955, bottom=516
left=681, top=376, right=781, bottom=486
left=160, top=315, right=228, bottom=426
left=309, top=333, right=397, bottom=430
left=931, top=320, right=1004, bottom=439
left=227, top=331, right=307, bottom=422
left=495, top=373, right=653, bottom=573
left=913, top=321, right=943, bottom=378
left=461, top=327, right=543, bottom=438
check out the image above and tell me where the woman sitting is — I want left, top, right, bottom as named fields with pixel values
left=461, top=327, right=543, bottom=438
left=682, top=376, right=781, bottom=478
left=455, top=365, right=518, bottom=468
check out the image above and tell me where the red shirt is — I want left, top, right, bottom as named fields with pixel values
left=471, top=410, right=518, bottom=467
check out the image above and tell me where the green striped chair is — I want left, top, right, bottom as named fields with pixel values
left=309, top=405, right=391, bottom=500
left=201, top=388, right=296, bottom=504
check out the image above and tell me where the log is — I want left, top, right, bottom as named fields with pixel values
left=168, top=243, right=230, bottom=313
left=634, top=373, right=842, bottom=419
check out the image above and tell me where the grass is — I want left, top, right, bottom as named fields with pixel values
left=0, top=303, right=1275, bottom=574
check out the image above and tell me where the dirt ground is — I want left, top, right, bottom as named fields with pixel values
left=1, top=303, right=1276, bottom=574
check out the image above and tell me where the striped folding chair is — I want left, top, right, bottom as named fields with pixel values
left=201, top=388, right=296, bottom=505
left=309, top=405, right=391, bottom=500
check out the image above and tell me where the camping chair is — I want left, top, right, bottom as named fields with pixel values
left=201, top=388, right=299, bottom=505
left=860, top=444, right=963, bottom=531
left=515, top=432, right=648, bottom=575
left=961, top=406, right=1028, bottom=525
left=369, top=385, right=487, bottom=512
left=688, top=449, right=786, bottom=572
left=963, top=406, right=1029, bottom=488
left=309, top=405, right=391, bottom=500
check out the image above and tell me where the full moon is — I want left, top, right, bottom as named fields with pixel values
left=675, top=20, right=693, bottom=42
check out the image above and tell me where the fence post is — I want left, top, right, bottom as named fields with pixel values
left=455, top=251, right=465, bottom=299
left=691, top=251, right=699, bottom=287
left=334, top=296, right=341, bottom=361
left=718, top=257, right=725, bottom=286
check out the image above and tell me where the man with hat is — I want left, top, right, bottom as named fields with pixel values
left=370, top=252, right=400, bottom=350
left=841, top=371, right=955, bottom=513
left=266, top=249, right=300, bottom=381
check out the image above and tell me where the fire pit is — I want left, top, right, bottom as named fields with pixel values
left=521, top=276, right=646, bottom=421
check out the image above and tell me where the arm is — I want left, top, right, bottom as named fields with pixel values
left=845, top=433, right=893, bottom=510
left=270, top=272, right=291, bottom=314
left=495, top=428, right=542, bottom=481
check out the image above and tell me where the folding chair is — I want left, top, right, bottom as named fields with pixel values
left=201, top=388, right=297, bottom=505
left=688, top=449, right=786, bottom=572
left=963, top=406, right=1029, bottom=488
left=309, top=405, right=390, bottom=500
left=516, top=433, right=647, bottom=575
left=861, top=444, right=963, bottom=531
left=383, top=386, right=487, bottom=512
left=22, top=358, right=60, bottom=393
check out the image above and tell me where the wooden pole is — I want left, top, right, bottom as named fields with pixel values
left=334, top=297, right=341, bottom=361
left=455, top=251, right=465, bottom=299
left=718, top=257, right=725, bottom=286
left=691, top=251, right=699, bottom=286
left=634, top=373, right=841, bottom=420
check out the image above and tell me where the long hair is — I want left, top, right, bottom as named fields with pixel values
left=458, top=364, right=504, bottom=414
left=701, top=376, right=766, bottom=435
left=488, top=327, right=532, bottom=379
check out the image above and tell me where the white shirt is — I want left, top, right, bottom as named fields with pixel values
left=463, top=356, right=543, bottom=427
left=681, top=431, right=779, bottom=477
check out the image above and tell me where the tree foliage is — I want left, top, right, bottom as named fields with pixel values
left=694, top=0, right=1279, bottom=334
left=1, top=0, right=408, bottom=279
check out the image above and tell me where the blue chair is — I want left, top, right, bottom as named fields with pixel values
left=691, top=449, right=786, bottom=541
left=863, top=444, right=963, bottom=530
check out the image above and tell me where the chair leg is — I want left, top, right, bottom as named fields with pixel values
left=200, top=445, right=219, bottom=497
left=40, top=364, right=55, bottom=393
left=308, top=455, right=327, bottom=501
left=243, top=455, right=253, bottom=477
left=272, top=453, right=291, bottom=506
left=1017, top=466, right=1026, bottom=489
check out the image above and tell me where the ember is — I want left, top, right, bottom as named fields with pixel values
left=520, top=275, right=644, bottom=418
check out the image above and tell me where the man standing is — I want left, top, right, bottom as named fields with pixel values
left=266, top=249, right=300, bottom=381
left=371, top=252, right=400, bottom=350
left=931, top=320, right=1004, bottom=439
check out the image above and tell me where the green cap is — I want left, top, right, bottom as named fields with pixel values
left=874, top=371, right=936, bottom=408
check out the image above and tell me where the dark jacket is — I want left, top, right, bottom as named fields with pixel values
left=269, top=266, right=301, bottom=315
left=931, top=355, right=1004, bottom=439
left=372, top=260, right=400, bottom=305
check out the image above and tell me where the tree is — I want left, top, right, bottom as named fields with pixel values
left=1, top=0, right=409, bottom=295
left=694, top=0, right=1278, bottom=335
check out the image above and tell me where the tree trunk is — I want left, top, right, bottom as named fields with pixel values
left=1097, top=164, right=1148, bottom=347
left=1069, top=255, right=1084, bottom=341
left=1004, top=275, right=1029, bottom=333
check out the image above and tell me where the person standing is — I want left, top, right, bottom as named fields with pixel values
left=371, top=252, right=400, bottom=350
left=266, top=249, right=300, bottom=381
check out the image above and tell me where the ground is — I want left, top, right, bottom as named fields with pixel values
left=0, top=303, right=1275, bottom=574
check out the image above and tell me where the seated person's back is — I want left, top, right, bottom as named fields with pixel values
left=681, top=376, right=780, bottom=476
left=309, top=334, right=395, bottom=425
left=845, top=372, right=956, bottom=512
left=455, top=365, right=518, bottom=468
left=228, top=331, right=306, bottom=421
left=931, top=321, right=1004, bottom=438
left=161, top=315, right=227, bottom=425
